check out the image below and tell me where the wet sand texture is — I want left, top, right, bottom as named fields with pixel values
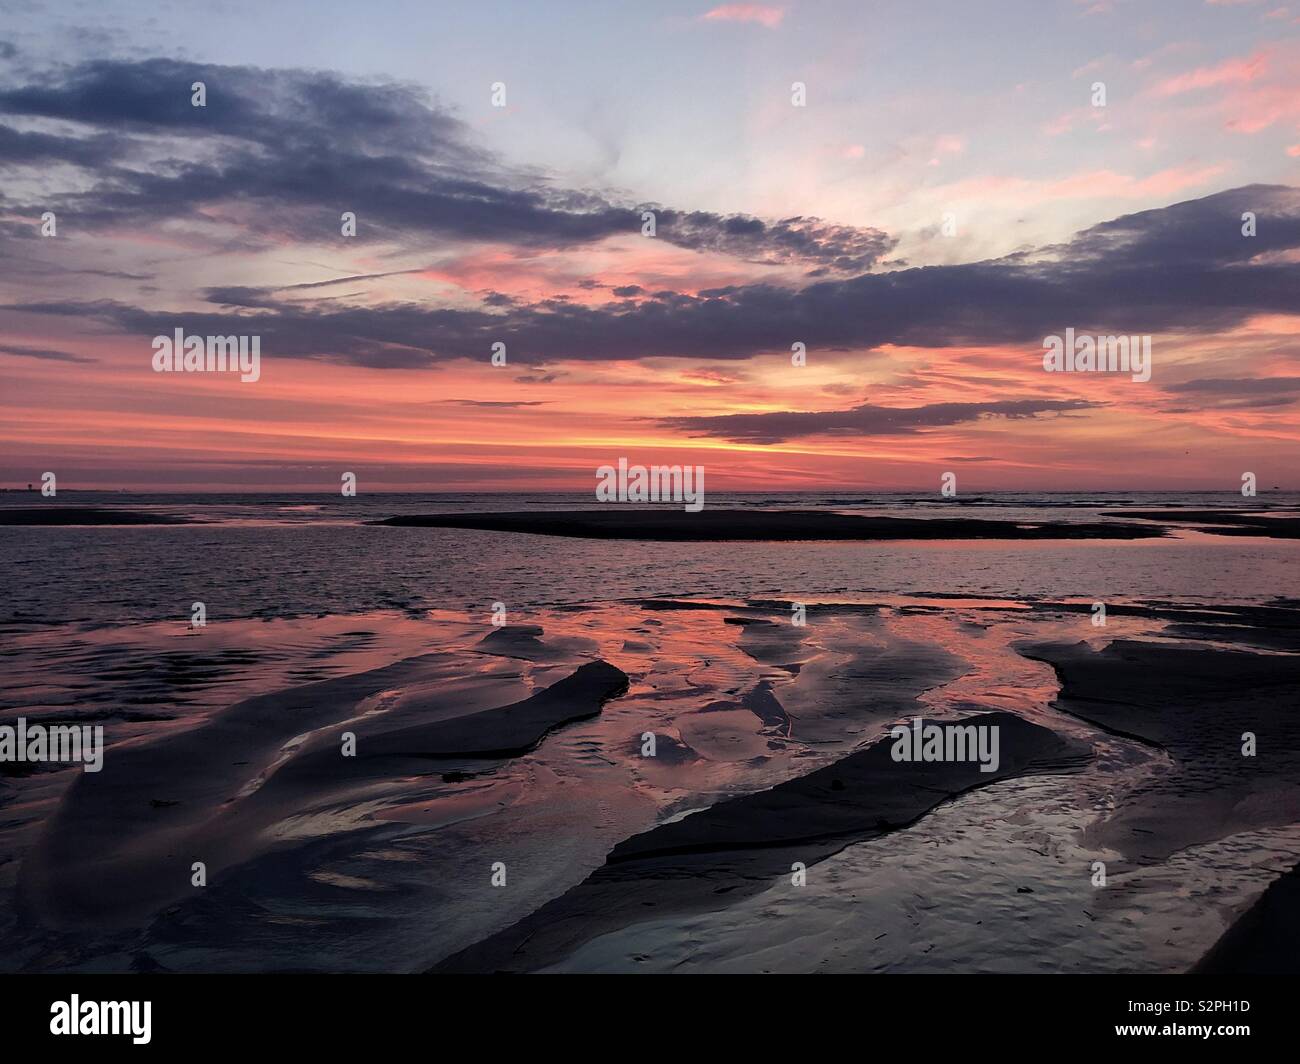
left=18, top=652, right=628, bottom=928
left=1024, top=627, right=1300, bottom=974
left=1194, top=860, right=1300, bottom=973
left=434, top=712, right=1090, bottom=972
left=343, top=658, right=628, bottom=759
left=1021, top=638, right=1300, bottom=865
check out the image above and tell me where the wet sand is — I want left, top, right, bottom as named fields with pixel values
left=1021, top=635, right=1300, bottom=865
left=2, top=596, right=1297, bottom=973
left=1100, top=509, right=1300, bottom=538
left=18, top=637, right=627, bottom=929
left=0, top=507, right=192, bottom=525
left=374, top=509, right=1167, bottom=541
left=433, top=712, right=1089, bottom=973
left=1195, top=860, right=1300, bottom=973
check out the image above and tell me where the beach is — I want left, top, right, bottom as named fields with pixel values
left=4, top=5, right=1298, bottom=1037
left=1, top=492, right=1296, bottom=973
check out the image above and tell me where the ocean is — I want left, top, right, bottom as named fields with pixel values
left=3, top=490, right=1297, bottom=626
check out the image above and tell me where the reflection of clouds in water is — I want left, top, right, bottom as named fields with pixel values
left=2, top=591, right=1296, bottom=974
left=548, top=784, right=1300, bottom=975
left=4, top=513, right=1296, bottom=629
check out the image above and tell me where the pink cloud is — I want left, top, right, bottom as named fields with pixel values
left=926, top=135, right=966, bottom=167
left=1153, top=48, right=1270, bottom=96
left=1222, top=82, right=1300, bottom=131
left=933, top=164, right=1227, bottom=209
left=1142, top=41, right=1300, bottom=133
left=701, top=4, right=785, bottom=28
left=1042, top=106, right=1110, bottom=137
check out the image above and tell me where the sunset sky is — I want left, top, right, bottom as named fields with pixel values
left=1, top=0, right=1298, bottom=491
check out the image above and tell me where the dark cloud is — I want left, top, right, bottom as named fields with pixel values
left=0, top=122, right=125, bottom=166
left=6, top=182, right=1297, bottom=371
left=5, top=182, right=1298, bottom=372
left=444, top=399, right=547, bottom=408
left=1050, top=185, right=1300, bottom=269
left=658, top=399, right=1103, bottom=444
left=0, top=343, right=96, bottom=363
left=0, top=58, right=893, bottom=272
left=643, top=210, right=893, bottom=274
left=1, top=59, right=1296, bottom=379
left=1164, top=376, right=1300, bottom=394
left=1160, top=375, right=1300, bottom=410
left=274, top=270, right=426, bottom=292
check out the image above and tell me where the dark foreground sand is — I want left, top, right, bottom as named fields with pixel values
left=0, top=507, right=190, bottom=525
left=1101, top=509, right=1300, bottom=538
left=1195, top=860, right=1300, bottom=973
left=1021, top=621, right=1300, bottom=972
left=374, top=509, right=1167, bottom=541
left=433, top=713, right=1090, bottom=972
left=6, top=598, right=1298, bottom=973
left=18, top=641, right=628, bottom=927
left=1021, top=636, right=1300, bottom=865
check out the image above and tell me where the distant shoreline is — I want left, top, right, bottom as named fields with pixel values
left=6, top=504, right=1297, bottom=540
left=372, top=509, right=1168, bottom=541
